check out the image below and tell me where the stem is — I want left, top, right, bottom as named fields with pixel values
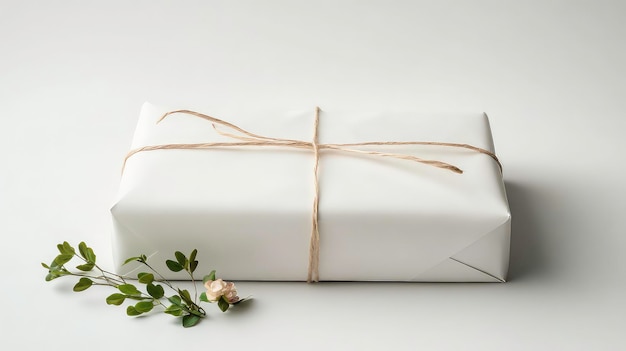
left=141, top=261, right=177, bottom=293
left=97, top=266, right=127, bottom=284
left=154, top=298, right=167, bottom=308
left=66, top=272, right=124, bottom=286
left=189, top=270, right=198, bottom=303
left=72, top=253, right=127, bottom=285
left=92, top=282, right=116, bottom=287
left=138, top=259, right=203, bottom=314
left=61, top=249, right=208, bottom=317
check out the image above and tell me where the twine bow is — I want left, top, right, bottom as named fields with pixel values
left=124, top=108, right=501, bottom=282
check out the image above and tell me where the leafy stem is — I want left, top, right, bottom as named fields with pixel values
left=44, top=242, right=246, bottom=328
left=138, top=260, right=176, bottom=292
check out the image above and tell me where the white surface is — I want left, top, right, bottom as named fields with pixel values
left=1, top=0, right=625, bottom=349
left=113, top=103, right=509, bottom=282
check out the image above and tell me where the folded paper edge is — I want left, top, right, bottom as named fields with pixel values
left=451, top=218, right=511, bottom=281
left=410, top=257, right=503, bottom=282
left=110, top=205, right=159, bottom=276
left=411, top=216, right=511, bottom=282
left=449, top=258, right=505, bottom=282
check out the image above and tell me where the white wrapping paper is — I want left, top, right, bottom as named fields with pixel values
left=112, top=103, right=510, bottom=282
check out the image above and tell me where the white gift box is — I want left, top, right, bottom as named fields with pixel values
left=112, top=102, right=510, bottom=282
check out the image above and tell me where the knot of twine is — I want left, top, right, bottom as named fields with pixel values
left=124, top=108, right=501, bottom=282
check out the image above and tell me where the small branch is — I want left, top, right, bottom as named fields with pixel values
left=72, top=253, right=127, bottom=285
left=189, top=270, right=198, bottom=303
left=141, top=261, right=177, bottom=293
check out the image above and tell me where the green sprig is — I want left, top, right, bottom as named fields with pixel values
left=43, top=242, right=248, bottom=328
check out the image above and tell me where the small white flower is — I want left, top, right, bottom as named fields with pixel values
left=204, top=278, right=239, bottom=303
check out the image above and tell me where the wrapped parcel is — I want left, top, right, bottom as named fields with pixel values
left=112, top=103, right=511, bottom=282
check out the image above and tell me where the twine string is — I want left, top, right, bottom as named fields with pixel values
left=123, top=108, right=502, bottom=282
left=308, top=107, right=321, bottom=282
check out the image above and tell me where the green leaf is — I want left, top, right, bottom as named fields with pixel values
left=178, top=289, right=193, bottom=305
left=106, top=293, right=126, bottom=305
left=57, top=241, right=75, bottom=255
left=182, top=314, right=201, bottom=328
left=174, top=251, right=187, bottom=268
left=73, top=277, right=93, bottom=292
left=165, top=260, right=184, bottom=272
left=135, top=301, right=154, bottom=313
left=118, top=284, right=141, bottom=296
left=47, top=262, right=66, bottom=273
left=49, top=260, right=62, bottom=270
left=76, top=263, right=95, bottom=272
left=189, top=249, right=198, bottom=273
left=41, top=262, right=50, bottom=269
left=52, top=254, right=74, bottom=267
left=203, top=270, right=216, bottom=283
left=168, top=295, right=182, bottom=306
left=126, top=306, right=142, bottom=316
left=188, top=309, right=203, bottom=318
left=122, top=256, right=142, bottom=265
left=164, top=304, right=183, bottom=316
left=53, top=254, right=73, bottom=266
left=63, top=242, right=75, bottom=254
left=218, top=296, right=230, bottom=312
left=45, top=272, right=60, bottom=281
left=78, top=242, right=89, bottom=260
left=146, top=283, right=164, bottom=299
left=137, top=272, right=154, bottom=284
left=199, top=292, right=209, bottom=303
left=86, top=247, right=96, bottom=264
left=190, top=260, right=198, bottom=273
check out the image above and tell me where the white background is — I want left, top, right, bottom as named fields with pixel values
left=2, top=0, right=625, bottom=349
